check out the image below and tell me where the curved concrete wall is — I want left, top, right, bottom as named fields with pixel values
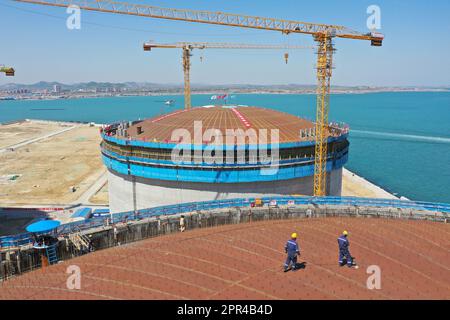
left=108, top=168, right=343, bottom=213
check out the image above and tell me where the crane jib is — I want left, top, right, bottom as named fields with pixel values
left=14, top=0, right=383, bottom=44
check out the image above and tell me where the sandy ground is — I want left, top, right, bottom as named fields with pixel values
left=89, top=182, right=109, bottom=204
left=0, top=124, right=104, bottom=205
left=342, top=168, right=398, bottom=199
left=0, top=120, right=72, bottom=149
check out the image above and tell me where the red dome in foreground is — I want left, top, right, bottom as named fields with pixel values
left=2, top=217, right=448, bottom=299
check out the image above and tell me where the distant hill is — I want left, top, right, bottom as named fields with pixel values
left=0, top=81, right=367, bottom=91
left=0, top=81, right=179, bottom=91
left=0, top=81, right=448, bottom=92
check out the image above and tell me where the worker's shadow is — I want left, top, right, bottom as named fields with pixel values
left=293, top=262, right=307, bottom=271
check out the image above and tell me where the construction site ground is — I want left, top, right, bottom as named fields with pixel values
left=0, top=121, right=104, bottom=205
left=341, top=168, right=398, bottom=199
left=0, top=217, right=34, bottom=236
left=0, top=120, right=68, bottom=149
left=1, top=217, right=448, bottom=299
left=89, top=182, right=109, bottom=205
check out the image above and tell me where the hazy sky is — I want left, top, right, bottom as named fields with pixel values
left=1, top=0, right=449, bottom=86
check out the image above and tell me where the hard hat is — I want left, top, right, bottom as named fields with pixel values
left=291, top=233, right=297, bottom=239
left=343, top=230, right=348, bottom=236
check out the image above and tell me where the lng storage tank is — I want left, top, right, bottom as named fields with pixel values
left=101, top=105, right=350, bottom=213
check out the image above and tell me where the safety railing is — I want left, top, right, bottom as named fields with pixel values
left=1, top=196, right=449, bottom=250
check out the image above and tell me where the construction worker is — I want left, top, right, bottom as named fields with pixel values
left=338, top=230, right=353, bottom=267
left=179, top=215, right=186, bottom=232
left=284, top=233, right=300, bottom=272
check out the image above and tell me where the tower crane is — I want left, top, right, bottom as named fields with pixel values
left=15, top=0, right=384, bottom=196
left=143, top=42, right=313, bottom=110
left=0, top=66, right=15, bottom=76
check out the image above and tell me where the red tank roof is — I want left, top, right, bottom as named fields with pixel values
left=124, top=106, right=333, bottom=144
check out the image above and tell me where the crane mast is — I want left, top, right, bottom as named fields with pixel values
left=144, top=42, right=313, bottom=110
left=15, top=0, right=384, bottom=196
left=314, top=34, right=334, bottom=196
left=182, top=46, right=191, bottom=110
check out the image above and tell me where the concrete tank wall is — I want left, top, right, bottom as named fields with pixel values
left=108, top=168, right=343, bottom=213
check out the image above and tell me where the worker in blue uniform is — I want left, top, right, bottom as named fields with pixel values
left=338, top=230, right=353, bottom=267
left=284, top=233, right=300, bottom=272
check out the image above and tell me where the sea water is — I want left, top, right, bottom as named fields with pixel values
left=1, top=92, right=449, bottom=203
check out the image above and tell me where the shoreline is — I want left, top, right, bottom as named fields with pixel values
left=1, top=89, right=449, bottom=102
left=0, top=118, right=103, bottom=127
left=342, top=167, right=405, bottom=200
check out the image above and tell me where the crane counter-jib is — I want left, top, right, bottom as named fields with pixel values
left=0, top=66, right=15, bottom=76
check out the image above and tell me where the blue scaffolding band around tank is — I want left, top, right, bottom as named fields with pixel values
left=101, top=132, right=349, bottom=151
left=101, top=153, right=348, bottom=183
left=101, top=145, right=349, bottom=168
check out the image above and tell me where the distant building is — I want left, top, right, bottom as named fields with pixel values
left=53, top=85, right=61, bottom=93
left=6, top=89, right=29, bottom=94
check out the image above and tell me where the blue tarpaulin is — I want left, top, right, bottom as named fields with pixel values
left=26, top=220, right=61, bottom=233
left=71, top=208, right=92, bottom=219
left=93, top=208, right=110, bottom=214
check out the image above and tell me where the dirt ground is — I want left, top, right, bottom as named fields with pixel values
left=342, top=168, right=397, bottom=199
left=89, top=182, right=109, bottom=205
left=0, top=120, right=71, bottom=149
left=0, top=124, right=104, bottom=205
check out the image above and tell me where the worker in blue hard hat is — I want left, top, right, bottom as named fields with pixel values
left=338, top=230, right=354, bottom=267
left=284, top=232, right=301, bottom=272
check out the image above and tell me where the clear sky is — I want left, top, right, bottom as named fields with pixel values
left=0, top=0, right=449, bottom=86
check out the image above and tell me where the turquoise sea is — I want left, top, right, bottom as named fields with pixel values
left=1, top=92, right=449, bottom=203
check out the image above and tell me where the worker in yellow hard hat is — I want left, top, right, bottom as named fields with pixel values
left=338, top=230, right=355, bottom=267
left=284, top=232, right=301, bottom=272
